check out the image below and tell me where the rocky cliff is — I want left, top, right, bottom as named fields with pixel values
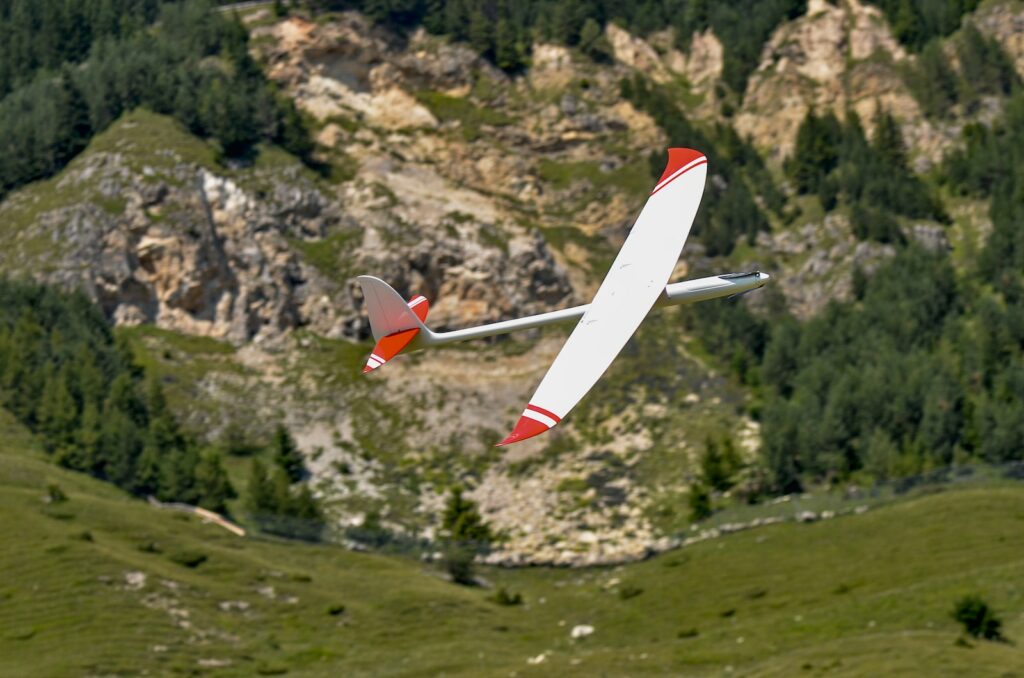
left=0, top=1, right=1010, bottom=564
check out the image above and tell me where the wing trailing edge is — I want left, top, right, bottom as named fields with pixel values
left=497, top=147, right=708, bottom=445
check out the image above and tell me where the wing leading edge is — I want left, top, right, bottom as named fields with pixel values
left=498, top=148, right=708, bottom=446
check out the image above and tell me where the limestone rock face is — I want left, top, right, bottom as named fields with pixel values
left=608, top=24, right=723, bottom=111
left=1, top=110, right=573, bottom=347
left=10, top=146, right=341, bottom=344
left=606, top=23, right=674, bottom=83
left=3, top=3, right=1006, bottom=567
left=972, top=1, right=1024, bottom=79
left=736, top=0, right=917, bottom=160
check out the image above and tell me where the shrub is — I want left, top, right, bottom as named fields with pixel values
left=689, top=483, right=713, bottom=522
left=327, top=604, right=346, bottom=616
left=442, top=545, right=476, bottom=586
left=169, top=549, right=208, bottom=568
left=952, top=594, right=1003, bottom=641
left=45, top=483, right=67, bottom=504
left=439, top=487, right=492, bottom=586
left=619, top=585, right=644, bottom=600
left=492, top=587, right=523, bottom=606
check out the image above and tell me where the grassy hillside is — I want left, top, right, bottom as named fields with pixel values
left=2, top=408, right=1023, bottom=676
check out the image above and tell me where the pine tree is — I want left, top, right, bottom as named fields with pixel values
left=194, top=450, right=236, bottom=514
left=272, top=424, right=305, bottom=482
left=578, top=18, right=610, bottom=62
left=157, top=444, right=200, bottom=504
left=467, top=7, right=492, bottom=58
left=100, top=407, right=143, bottom=487
left=64, top=398, right=102, bottom=473
left=689, top=482, right=712, bottom=521
left=493, top=18, right=520, bottom=72
left=441, top=487, right=491, bottom=548
left=908, top=39, right=957, bottom=118
left=37, top=366, right=78, bottom=452
left=439, top=486, right=490, bottom=585
left=133, top=437, right=161, bottom=497
left=290, top=482, right=325, bottom=541
left=55, top=67, right=93, bottom=166
left=872, top=107, right=905, bottom=170
left=247, top=458, right=275, bottom=515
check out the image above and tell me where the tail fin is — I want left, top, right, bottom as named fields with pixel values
left=357, top=276, right=430, bottom=374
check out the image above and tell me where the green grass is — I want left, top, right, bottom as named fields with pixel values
left=415, top=91, right=513, bottom=141
left=116, top=325, right=255, bottom=433
left=289, top=228, right=363, bottom=286
left=2, top=404, right=1023, bottom=676
left=87, top=109, right=219, bottom=174
left=539, top=224, right=617, bottom=277
left=536, top=158, right=652, bottom=201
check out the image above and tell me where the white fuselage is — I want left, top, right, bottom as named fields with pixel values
left=413, top=271, right=768, bottom=347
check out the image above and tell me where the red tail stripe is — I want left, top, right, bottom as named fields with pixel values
left=526, top=403, right=561, bottom=423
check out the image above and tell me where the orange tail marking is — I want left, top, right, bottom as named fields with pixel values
left=363, top=295, right=429, bottom=373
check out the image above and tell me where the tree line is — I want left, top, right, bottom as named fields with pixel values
left=306, top=0, right=804, bottom=96
left=0, top=0, right=161, bottom=99
left=787, top=105, right=947, bottom=243
left=680, top=94, right=1024, bottom=492
left=0, top=0, right=312, bottom=201
left=866, top=0, right=980, bottom=52
left=245, top=424, right=326, bottom=541
left=0, top=279, right=236, bottom=512
left=904, top=23, right=1018, bottom=119
left=620, top=73, right=781, bottom=256
left=0, top=279, right=327, bottom=539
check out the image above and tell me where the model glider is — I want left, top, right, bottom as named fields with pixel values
left=357, top=148, right=770, bottom=445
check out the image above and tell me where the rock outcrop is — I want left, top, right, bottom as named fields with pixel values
left=736, top=0, right=918, bottom=160
left=0, top=3, right=1004, bottom=566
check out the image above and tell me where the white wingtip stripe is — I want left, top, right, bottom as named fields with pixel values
left=522, top=409, right=557, bottom=429
left=407, top=296, right=427, bottom=308
left=371, top=353, right=385, bottom=362
left=367, top=358, right=383, bottom=368
left=652, top=156, right=707, bottom=194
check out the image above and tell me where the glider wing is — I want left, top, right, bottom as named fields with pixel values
left=498, top=148, right=708, bottom=445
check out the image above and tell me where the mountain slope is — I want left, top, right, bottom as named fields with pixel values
left=2, top=410, right=1023, bottom=675
left=1, top=0, right=1022, bottom=565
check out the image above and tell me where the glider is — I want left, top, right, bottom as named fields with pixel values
left=357, top=148, right=770, bottom=445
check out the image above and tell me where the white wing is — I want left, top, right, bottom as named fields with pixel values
left=498, top=148, right=707, bottom=445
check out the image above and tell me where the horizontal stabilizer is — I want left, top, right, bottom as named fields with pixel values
left=357, top=276, right=429, bottom=373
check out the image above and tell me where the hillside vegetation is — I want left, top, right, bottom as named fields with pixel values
left=2, top=414, right=1024, bottom=674
left=2, top=0, right=1024, bottom=568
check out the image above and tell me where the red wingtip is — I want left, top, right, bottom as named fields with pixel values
left=362, top=365, right=373, bottom=374
left=657, top=148, right=706, bottom=185
left=496, top=414, right=551, bottom=447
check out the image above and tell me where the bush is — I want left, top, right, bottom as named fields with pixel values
left=442, top=545, right=477, bottom=586
left=492, top=587, right=523, bottom=606
left=619, top=585, right=644, bottom=600
left=327, top=603, right=346, bottom=616
left=45, top=483, right=67, bottom=504
left=952, top=594, right=1003, bottom=640
left=689, top=482, right=713, bottom=522
left=169, top=549, right=208, bottom=568
left=439, top=487, right=492, bottom=586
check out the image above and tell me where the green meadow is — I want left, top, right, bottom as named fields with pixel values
left=2, top=408, right=1022, bottom=676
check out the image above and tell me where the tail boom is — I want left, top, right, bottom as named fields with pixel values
left=357, top=271, right=769, bottom=371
